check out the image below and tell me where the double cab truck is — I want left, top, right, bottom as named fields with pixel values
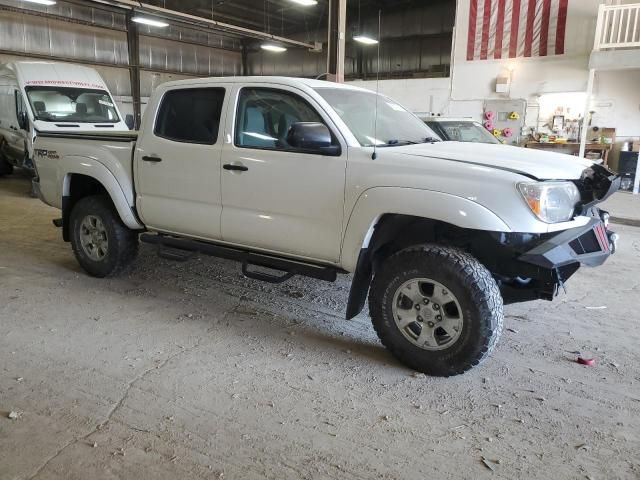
left=31, top=77, right=620, bottom=376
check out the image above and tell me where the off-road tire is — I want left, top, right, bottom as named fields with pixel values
left=369, top=244, right=503, bottom=377
left=70, top=195, right=138, bottom=277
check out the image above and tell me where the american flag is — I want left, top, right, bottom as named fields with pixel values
left=466, top=0, right=569, bottom=61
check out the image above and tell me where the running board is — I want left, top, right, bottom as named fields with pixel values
left=139, top=233, right=338, bottom=283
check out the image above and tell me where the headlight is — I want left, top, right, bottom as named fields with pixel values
left=518, top=181, right=580, bottom=223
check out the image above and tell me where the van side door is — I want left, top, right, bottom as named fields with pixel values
left=134, top=85, right=229, bottom=240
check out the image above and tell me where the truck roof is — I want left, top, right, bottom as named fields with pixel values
left=158, top=75, right=371, bottom=92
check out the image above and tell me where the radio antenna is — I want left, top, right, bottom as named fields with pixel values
left=371, top=9, right=381, bottom=160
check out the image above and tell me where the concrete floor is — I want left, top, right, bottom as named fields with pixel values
left=602, top=191, right=640, bottom=225
left=1, top=173, right=639, bottom=480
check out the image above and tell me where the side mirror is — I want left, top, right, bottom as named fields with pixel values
left=125, top=114, right=135, bottom=130
left=286, top=122, right=341, bottom=156
left=17, top=111, right=28, bottom=130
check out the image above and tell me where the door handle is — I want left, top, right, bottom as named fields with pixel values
left=223, top=163, right=248, bottom=172
left=142, top=155, right=162, bottom=163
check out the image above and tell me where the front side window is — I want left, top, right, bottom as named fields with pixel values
left=25, top=86, right=120, bottom=123
left=314, top=87, right=439, bottom=147
left=15, top=90, right=26, bottom=118
left=155, top=88, right=225, bottom=144
left=235, top=88, right=324, bottom=150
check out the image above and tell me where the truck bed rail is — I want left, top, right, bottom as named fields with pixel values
left=35, top=130, right=138, bottom=142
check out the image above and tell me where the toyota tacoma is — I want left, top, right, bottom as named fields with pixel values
left=31, top=77, right=620, bottom=376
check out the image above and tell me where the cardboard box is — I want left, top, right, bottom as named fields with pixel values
left=632, top=141, right=640, bottom=152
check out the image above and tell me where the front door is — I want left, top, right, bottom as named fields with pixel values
left=3, top=90, right=28, bottom=164
left=135, top=85, right=228, bottom=239
left=220, top=85, right=347, bottom=263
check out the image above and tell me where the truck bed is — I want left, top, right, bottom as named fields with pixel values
left=33, top=129, right=138, bottom=215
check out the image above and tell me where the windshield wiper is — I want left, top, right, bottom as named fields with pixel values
left=383, top=139, right=420, bottom=146
left=382, top=137, right=441, bottom=147
left=36, top=113, right=55, bottom=121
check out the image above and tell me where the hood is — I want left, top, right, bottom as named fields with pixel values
left=399, top=142, right=594, bottom=180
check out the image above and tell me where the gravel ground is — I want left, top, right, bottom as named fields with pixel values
left=1, top=173, right=639, bottom=480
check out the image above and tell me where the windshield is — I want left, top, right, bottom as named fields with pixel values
left=25, top=86, right=120, bottom=123
left=429, top=120, right=500, bottom=144
left=314, top=88, right=439, bottom=146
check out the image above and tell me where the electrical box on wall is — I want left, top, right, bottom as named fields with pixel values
left=495, top=75, right=510, bottom=94
left=483, top=99, right=527, bottom=146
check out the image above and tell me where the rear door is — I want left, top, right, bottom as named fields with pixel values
left=135, top=85, right=228, bottom=239
left=219, top=84, right=347, bottom=263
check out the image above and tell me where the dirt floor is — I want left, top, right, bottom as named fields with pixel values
left=1, top=173, right=639, bottom=480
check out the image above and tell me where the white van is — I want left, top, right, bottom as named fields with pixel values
left=0, top=61, right=130, bottom=175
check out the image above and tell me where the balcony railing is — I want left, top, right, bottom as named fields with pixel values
left=595, top=3, right=640, bottom=50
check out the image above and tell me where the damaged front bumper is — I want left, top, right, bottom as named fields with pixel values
left=519, top=210, right=618, bottom=269
left=499, top=209, right=618, bottom=304
left=497, top=164, right=621, bottom=304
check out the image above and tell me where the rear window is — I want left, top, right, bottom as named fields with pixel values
left=155, top=88, right=225, bottom=144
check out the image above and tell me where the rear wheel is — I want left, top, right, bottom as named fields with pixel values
left=70, top=195, right=139, bottom=277
left=369, top=244, right=503, bottom=377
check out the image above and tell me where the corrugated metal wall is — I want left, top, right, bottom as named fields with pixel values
left=247, top=1, right=455, bottom=79
left=0, top=0, right=453, bottom=91
left=139, top=36, right=241, bottom=77
left=0, top=8, right=130, bottom=66
left=0, top=0, right=243, bottom=96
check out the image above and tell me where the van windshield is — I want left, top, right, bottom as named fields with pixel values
left=25, top=86, right=120, bottom=123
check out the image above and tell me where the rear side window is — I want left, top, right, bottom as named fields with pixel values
left=155, top=88, right=225, bottom=144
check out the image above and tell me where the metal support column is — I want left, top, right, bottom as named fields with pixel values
left=327, top=0, right=347, bottom=83
left=580, top=4, right=605, bottom=159
left=579, top=68, right=595, bottom=159
left=241, top=40, right=250, bottom=76
left=356, top=46, right=364, bottom=79
left=126, top=12, right=142, bottom=130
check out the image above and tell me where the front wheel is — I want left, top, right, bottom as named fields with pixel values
left=70, top=195, right=139, bottom=277
left=369, top=245, right=503, bottom=377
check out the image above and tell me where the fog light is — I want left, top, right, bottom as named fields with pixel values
left=601, top=212, right=610, bottom=228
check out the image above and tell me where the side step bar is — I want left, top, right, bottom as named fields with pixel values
left=139, top=233, right=338, bottom=283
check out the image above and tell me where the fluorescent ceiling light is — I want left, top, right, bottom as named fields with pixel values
left=261, top=44, right=287, bottom=53
left=289, top=0, right=318, bottom=5
left=353, top=35, right=379, bottom=45
left=131, top=16, right=169, bottom=28
left=23, top=0, right=57, bottom=5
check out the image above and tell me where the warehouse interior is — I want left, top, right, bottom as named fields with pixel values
left=1, top=0, right=640, bottom=479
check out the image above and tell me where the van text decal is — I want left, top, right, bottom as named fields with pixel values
left=25, top=80, right=105, bottom=89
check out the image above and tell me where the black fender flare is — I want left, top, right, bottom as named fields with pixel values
left=345, top=214, right=442, bottom=319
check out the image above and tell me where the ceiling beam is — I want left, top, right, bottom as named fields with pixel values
left=86, top=0, right=315, bottom=49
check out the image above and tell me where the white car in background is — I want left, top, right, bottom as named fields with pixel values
left=422, top=116, right=501, bottom=145
left=0, top=61, right=129, bottom=176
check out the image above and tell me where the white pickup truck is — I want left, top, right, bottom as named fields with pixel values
left=32, top=76, right=620, bottom=376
